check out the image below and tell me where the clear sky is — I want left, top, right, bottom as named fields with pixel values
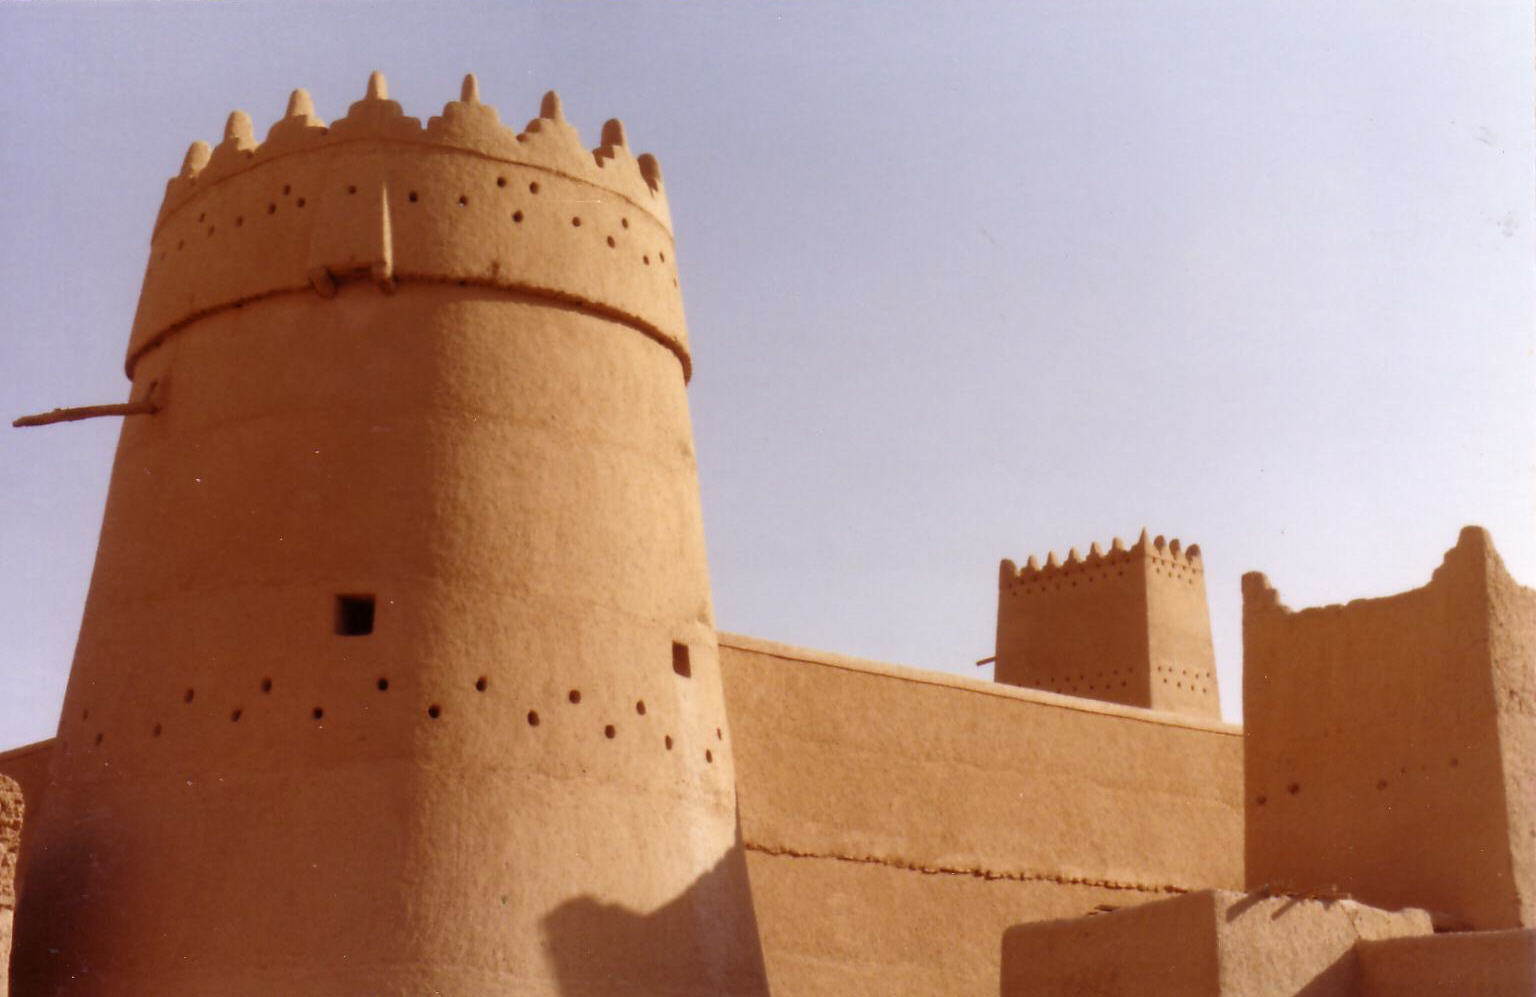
left=1, top=2, right=1531, bottom=743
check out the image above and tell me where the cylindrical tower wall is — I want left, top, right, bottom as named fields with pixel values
left=14, top=78, right=765, bottom=996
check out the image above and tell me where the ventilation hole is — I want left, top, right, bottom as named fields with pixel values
left=408, top=191, right=419, bottom=203
left=527, top=710, right=540, bottom=727
left=642, top=255, right=650, bottom=265
left=475, top=676, right=488, bottom=692
left=1256, top=795, right=1267, bottom=805
left=1450, top=757, right=1459, bottom=768
left=177, top=240, right=185, bottom=250
left=152, top=723, right=162, bottom=737
left=621, top=217, right=630, bottom=229
left=665, top=735, right=674, bottom=750
left=267, top=203, right=276, bottom=214
left=659, top=251, right=666, bottom=262
left=94, top=732, right=103, bottom=746
left=568, top=689, right=582, bottom=705
left=235, top=216, right=244, bottom=227
left=606, top=235, right=616, bottom=248
left=604, top=724, right=616, bottom=739
left=230, top=708, right=243, bottom=722
left=672, top=642, right=691, bottom=678
left=184, top=688, right=195, bottom=704
left=207, top=226, right=215, bottom=236
left=282, top=184, right=291, bottom=195
left=1287, top=782, right=1301, bottom=795
left=512, top=210, right=524, bottom=223
left=635, top=700, right=646, bottom=716
left=705, top=749, right=714, bottom=764
left=198, top=212, right=206, bottom=222
left=377, top=677, right=389, bottom=692
left=529, top=181, right=540, bottom=194
left=312, top=707, right=325, bottom=720
left=458, top=195, right=469, bottom=207
left=571, top=217, right=581, bottom=227
left=335, top=594, right=375, bottom=636
left=296, top=198, right=306, bottom=208
left=1376, top=779, right=1388, bottom=790
left=427, top=704, right=442, bottom=719
left=346, top=184, right=358, bottom=195
left=716, top=728, right=723, bottom=741
left=82, top=708, right=89, bottom=720
left=496, top=176, right=507, bottom=188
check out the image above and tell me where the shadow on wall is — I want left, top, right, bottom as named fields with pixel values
left=541, top=820, right=770, bottom=997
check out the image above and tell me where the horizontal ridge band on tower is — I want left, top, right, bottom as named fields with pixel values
left=127, top=73, right=690, bottom=379
left=999, top=528, right=1203, bottom=586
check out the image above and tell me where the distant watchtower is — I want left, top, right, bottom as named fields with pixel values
left=15, top=74, right=765, bottom=996
left=994, top=530, right=1220, bottom=719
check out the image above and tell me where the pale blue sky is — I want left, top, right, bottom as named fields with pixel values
left=1, top=2, right=1531, bottom=742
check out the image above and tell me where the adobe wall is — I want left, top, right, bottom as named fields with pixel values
left=0, top=741, right=51, bottom=902
left=995, top=533, right=1220, bottom=718
left=1000, top=889, right=1430, bottom=997
left=1357, top=928, right=1535, bottom=997
left=719, top=633, right=1243, bottom=997
left=0, top=775, right=20, bottom=997
left=1244, top=527, right=1534, bottom=930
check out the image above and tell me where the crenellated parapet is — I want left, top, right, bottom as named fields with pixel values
left=1000, top=528, right=1203, bottom=591
left=128, top=73, right=688, bottom=378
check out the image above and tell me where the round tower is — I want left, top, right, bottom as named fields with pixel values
left=15, top=75, right=766, bottom=996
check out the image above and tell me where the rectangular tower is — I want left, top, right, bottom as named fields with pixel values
left=1243, top=527, right=1534, bottom=930
left=994, top=530, right=1221, bottom=719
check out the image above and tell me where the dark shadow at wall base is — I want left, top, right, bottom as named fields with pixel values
left=542, top=824, right=770, bottom=997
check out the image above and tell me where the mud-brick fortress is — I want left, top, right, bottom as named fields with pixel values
left=1, top=75, right=1530, bottom=997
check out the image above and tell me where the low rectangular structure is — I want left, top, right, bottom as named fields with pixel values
left=1357, top=928, right=1535, bottom=997
left=1001, top=889, right=1430, bottom=997
left=720, top=633, right=1243, bottom=997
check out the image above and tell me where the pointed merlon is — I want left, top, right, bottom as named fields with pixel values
left=1154, top=534, right=1167, bottom=553
left=637, top=152, right=663, bottom=192
left=1111, top=537, right=1127, bottom=552
left=1135, top=528, right=1150, bottom=552
left=1000, top=559, right=1017, bottom=586
left=1169, top=539, right=1182, bottom=557
left=1045, top=551, right=1060, bottom=568
left=1186, top=543, right=1201, bottom=560
left=1089, top=541, right=1103, bottom=558
left=1025, top=555, right=1039, bottom=571
left=224, top=110, right=255, bottom=146
left=461, top=73, right=480, bottom=104
left=601, top=118, right=627, bottom=149
left=540, top=90, right=564, bottom=121
left=366, top=70, right=388, bottom=101
left=286, top=88, right=316, bottom=119
left=180, top=140, right=211, bottom=178
left=1067, top=547, right=1081, bottom=564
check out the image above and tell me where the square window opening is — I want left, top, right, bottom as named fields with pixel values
left=672, top=641, right=691, bottom=678
left=335, top=594, right=376, bottom=636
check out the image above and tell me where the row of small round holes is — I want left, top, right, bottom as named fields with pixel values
left=1254, top=758, right=1463, bottom=805
left=1013, top=568, right=1129, bottom=594
left=167, top=174, right=677, bottom=290
left=80, top=676, right=723, bottom=763
left=1155, top=665, right=1213, bottom=695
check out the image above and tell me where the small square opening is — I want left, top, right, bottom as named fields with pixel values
left=671, top=641, right=691, bottom=678
left=335, top=594, right=375, bottom=636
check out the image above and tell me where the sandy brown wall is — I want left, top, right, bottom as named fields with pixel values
left=1244, top=528, right=1531, bottom=930
left=720, top=634, right=1243, bottom=997
left=1357, top=928, right=1535, bottom=997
